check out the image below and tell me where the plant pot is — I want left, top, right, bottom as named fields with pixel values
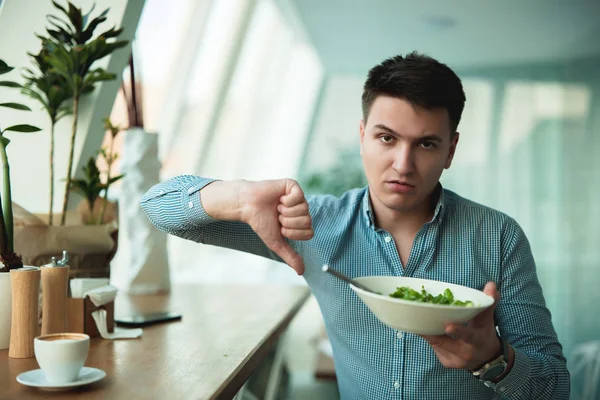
left=12, top=204, right=118, bottom=279
left=13, top=222, right=118, bottom=279
left=0, top=271, right=12, bottom=350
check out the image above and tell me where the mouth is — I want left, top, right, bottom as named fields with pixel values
left=387, top=180, right=414, bottom=186
left=385, top=180, right=415, bottom=193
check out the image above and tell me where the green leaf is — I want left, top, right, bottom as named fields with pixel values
left=0, top=60, right=13, bottom=75
left=0, top=136, right=10, bottom=147
left=47, top=15, right=75, bottom=37
left=56, top=105, right=72, bottom=121
left=21, top=87, right=46, bottom=105
left=107, top=174, right=125, bottom=184
left=0, top=103, right=31, bottom=111
left=82, top=8, right=109, bottom=41
left=81, top=3, right=97, bottom=28
left=0, top=81, right=22, bottom=88
left=47, top=29, right=68, bottom=43
left=51, top=0, right=69, bottom=17
left=99, top=26, right=123, bottom=39
left=97, top=40, right=128, bottom=59
left=81, top=85, right=94, bottom=95
left=67, top=2, right=83, bottom=33
left=4, top=125, right=42, bottom=133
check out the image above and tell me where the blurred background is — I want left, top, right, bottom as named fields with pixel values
left=1, top=0, right=599, bottom=398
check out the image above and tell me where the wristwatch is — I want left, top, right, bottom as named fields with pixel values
left=471, top=333, right=509, bottom=388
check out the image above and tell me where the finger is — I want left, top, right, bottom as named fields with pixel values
left=279, top=214, right=312, bottom=229
left=420, top=334, right=455, bottom=348
left=425, top=343, right=465, bottom=369
left=483, top=282, right=501, bottom=308
left=473, top=282, right=501, bottom=323
left=445, top=324, right=475, bottom=343
left=281, top=227, right=314, bottom=241
left=420, top=334, right=466, bottom=353
left=268, top=239, right=305, bottom=275
left=420, top=334, right=475, bottom=366
left=277, top=202, right=309, bottom=217
left=280, top=184, right=305, bottom=207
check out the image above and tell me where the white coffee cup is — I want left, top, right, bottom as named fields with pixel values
left=34, top=333, right=90, bottom=384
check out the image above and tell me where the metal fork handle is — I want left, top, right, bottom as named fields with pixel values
left=321, top=265, right=378, bottom=294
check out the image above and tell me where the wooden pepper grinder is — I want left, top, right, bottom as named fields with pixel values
left=41, top=251, right=70, bottom=335
left=9, top=266, right=41, bottom=359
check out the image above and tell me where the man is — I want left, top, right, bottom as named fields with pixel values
left=141, top=52, right=569, bottom=399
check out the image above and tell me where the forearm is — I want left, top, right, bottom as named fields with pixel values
left=140, top=175, right=301, bottom=264
left=200, top=180, right=247, bottom=222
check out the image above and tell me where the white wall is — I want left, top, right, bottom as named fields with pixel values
left=0, top=0, right=144, bottom=215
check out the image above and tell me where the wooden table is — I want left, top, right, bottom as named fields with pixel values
left=0, top=284, right=310, bottom=400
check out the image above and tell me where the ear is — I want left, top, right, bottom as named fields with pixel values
left=444, top=132, right=460, bottom=169
left=359, top=120, right=365, bottom=155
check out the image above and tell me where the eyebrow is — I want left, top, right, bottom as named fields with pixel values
left=372, top=124, right=443, bottom=142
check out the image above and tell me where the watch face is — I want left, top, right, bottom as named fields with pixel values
left=481, top=363, right=507, bottom=381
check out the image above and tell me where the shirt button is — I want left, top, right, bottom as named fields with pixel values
left=394, top=380, right=400, bottom=389
left=499, top=387, right=506, bottom=392
left=397, top=331, right=403, bottom=339
left=159, top=190, right=165, bottom=195
left=188, top=201, right=194, bottom=209
left=187, top=187, right=195, bottom=194
left=385, top=236, right=392, bottom=243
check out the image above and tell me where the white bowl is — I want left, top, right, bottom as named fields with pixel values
left=350, top=276, right=494, bottom=335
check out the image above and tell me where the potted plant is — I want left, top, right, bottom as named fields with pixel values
left=41, top=0, right=128, bottom=226
left=21, top=37, right=73, bottom=226
left=71, top=118, right=124, bottom=225
left=0, top=58, right=41, bottom=349
left=8, top=1, right=129, bottom=280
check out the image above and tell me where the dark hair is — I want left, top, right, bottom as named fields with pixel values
left=362, top=51, right=466, bottom=132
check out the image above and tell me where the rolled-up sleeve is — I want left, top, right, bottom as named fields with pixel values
left=140, top=175, right=219, bottom=238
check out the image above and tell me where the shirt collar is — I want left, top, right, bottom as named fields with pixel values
left=362, top=188, right=376, bottom=228
left=430, top=183, right=446, bottom=222
left=362, top=183, right=446, bottom=229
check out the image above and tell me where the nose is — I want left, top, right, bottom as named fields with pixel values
left=391, top=143, right=415, bottom=175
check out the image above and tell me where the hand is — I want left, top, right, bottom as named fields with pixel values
left=240, top=179, right=313, bottom=275
left=420, top=282, right=502, bottom=370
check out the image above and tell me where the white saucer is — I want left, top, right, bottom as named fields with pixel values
left=17, top=367, right=106, bottom=390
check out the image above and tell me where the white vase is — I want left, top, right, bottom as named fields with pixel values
left=0, top=271, right=11, bottom=350
left=110, top=129, right=170, bottom=294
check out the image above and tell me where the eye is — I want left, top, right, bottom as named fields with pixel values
left=379, top=135, right=394, bottom=144
left=420, top=141, right=437, bottom=149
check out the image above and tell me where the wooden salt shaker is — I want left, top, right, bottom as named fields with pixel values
left=41, top=253, right=70, bottom=335
left=9, top=266, right=41, bottom=359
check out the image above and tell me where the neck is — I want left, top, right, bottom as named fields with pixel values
left=369, top=185, right=441, bottom=234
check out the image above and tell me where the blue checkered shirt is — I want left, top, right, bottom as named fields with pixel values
left=141, top=175, right=569, bottom=400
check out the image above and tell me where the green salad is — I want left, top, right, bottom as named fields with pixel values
left=389, top=285, right=474, bottom=307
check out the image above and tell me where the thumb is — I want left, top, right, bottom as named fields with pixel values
left=280, top=181, right=305, bottom=207
left=474, top=282, right=500, bottom=324
left=269, top=238, right=305, bottom=275
left=484, top=281, right=501, bottom=309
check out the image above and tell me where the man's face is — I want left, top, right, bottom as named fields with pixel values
left=360, top=96, right=459, bottom=215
